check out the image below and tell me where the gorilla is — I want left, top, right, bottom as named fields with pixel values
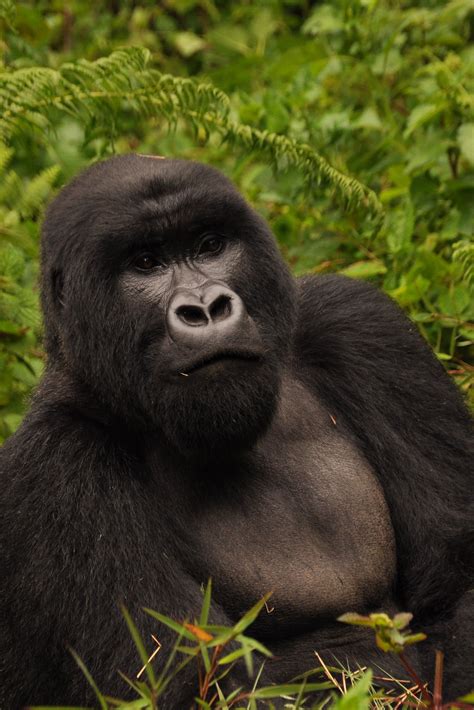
left=0, top=155, right=472, bottom=708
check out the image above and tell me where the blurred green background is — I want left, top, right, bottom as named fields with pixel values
left=0, top=0, right=473, bottom=442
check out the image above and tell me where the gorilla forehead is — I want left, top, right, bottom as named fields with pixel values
left=43, top=155, right=253, bottom=257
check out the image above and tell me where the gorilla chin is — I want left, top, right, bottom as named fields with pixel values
left=153, top=355, right=280, bottom=455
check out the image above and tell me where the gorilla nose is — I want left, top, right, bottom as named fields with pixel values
left=167, top=284, right=246, bottom=345
left=176, top=293, right=232, bottom=327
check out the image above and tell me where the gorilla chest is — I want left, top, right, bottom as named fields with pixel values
left=186, top=390, right=396, bottom=628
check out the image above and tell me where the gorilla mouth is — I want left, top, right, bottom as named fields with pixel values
left=178, top=350, right=263, bottom=376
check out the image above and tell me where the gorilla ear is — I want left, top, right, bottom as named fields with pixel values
left=51, top=269, right=65, bottom=308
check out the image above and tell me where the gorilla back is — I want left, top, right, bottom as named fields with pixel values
left=0, top=155, right=472, bottom=708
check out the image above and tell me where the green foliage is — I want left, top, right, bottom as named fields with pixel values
left=234, top=0, right=474, bottom=402
left=453, top=239, right=474, bottom=285
left=0, top=0, right=472, bottom=439
left=0, top=46, right=226, bottom=141
left=338, top=612, right=474, bottom=709
left=338, top=612, right=426, bottom=654
left=0, top=142, right=58, bottom=441
left=0, top=45, right=380, bottom=212
left=26, top=585, right=387, bottom=709
left=29, top=594, right=473, bottom=708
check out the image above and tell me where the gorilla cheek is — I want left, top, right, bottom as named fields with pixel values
left=234, top=253, right=296, bottom=354
left=60, top=291, right=150, bottom=422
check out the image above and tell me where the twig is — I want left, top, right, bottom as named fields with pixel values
left=399, top=652, right=432, bottom=705
left=394, top=683, right=423, bottom=710
left=137, top=634, right=162, bottom=679
left=314, top=651, right=344, bottom=694
left=264, top=598, right=275, bottom=614
left=379, top=697, right=424, bottom=708
left=201, top=644, right=223, bottom=700
left=433, top=650, right=443, bottom=710
left=447, top=147, right=459, bottom=179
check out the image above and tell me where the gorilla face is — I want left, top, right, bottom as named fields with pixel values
left=41, top=155, right=297, bottom=452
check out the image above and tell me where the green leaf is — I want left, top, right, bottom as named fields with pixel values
left=174, top=32, right=206, bottom=57
left=238, top=634, right=272, bottom=658
left=121, top=606, right=156, bottom=686
left=338, top=613, right=375, bottom=627
left=403, top=632, right=427, bottom=646
left=411, top=312, right=435, bottom=323
left=393, top=612, right=413, bottom=629
left=341, top=260, right=387, bottom=279
left=232, top=594, right=270, bottom=635
left=175, top=644, right=200, bottom=656
left=143, top=608, right=196, bottom=641
left=3, top=413, right=23, bottom=434
left=353, top=107, right=383, bottom=130
left=404, top=103, right=446, bottom=137
left=251, top=681, right=334, bottom=698
left=385, top=198, right=414, bottom=255
left=199, top=579, right=212, bottom=627
left=331, top=670, right=373, bottom=710
left=217, top=646, right=250, bottom=665
left=68, top=649, right=107, bottom=710
left=457, top=123, right=474, bottom=165
left=302, top=5, right=344, bottom=36
left=459, top=326, right=474, bottom=340
left=438, top=287, right=471, bottom=317
left=0, top=319, right=24, bottom=335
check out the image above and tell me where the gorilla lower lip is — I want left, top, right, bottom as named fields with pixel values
left=179, top=351, right=261, bottom=375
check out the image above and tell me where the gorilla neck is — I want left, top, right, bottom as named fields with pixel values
left=39, top=363, right=280, bottom=455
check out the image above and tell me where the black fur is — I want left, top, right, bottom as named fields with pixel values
left=0, top=155, right=472, bottom=708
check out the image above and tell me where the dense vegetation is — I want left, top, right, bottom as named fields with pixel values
left=0, top=3, right=473, bottom=706
left=0, top=0, right=473, bottom=442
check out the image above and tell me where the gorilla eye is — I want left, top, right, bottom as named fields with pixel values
left=197, top=236, right=224, bottom=257
left=133, top=253, right=161, bottom=271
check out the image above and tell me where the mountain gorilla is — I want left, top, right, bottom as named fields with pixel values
left=0, top=155, right=472, bottom=708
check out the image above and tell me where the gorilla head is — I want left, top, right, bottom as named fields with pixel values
left=41, top=155, right=297, bottom=452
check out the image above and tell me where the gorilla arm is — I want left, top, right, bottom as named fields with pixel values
left=0, top=396, right=235, bottom=708
left=295, top=274, right=473, bottom=694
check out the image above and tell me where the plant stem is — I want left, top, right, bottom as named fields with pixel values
left=447, top=147, right=459, bottom=179
left=399, top=652, right=432, bottom=705
left=433, top=650, right=443, bottom=710
left=201, top=644, right=223, bottom=700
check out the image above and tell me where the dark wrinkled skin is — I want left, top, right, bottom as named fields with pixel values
left=0, top=155, right=472, bottom=709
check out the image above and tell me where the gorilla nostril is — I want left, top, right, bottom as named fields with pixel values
left=176, top=305, right=208, bottom=327
left=209, top=295, right=232, bottom=323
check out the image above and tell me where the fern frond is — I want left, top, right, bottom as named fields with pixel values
left=0, top=244, right=25, bottom=282
left=0, top=165, right=59, bottom=216
left=217, top=122, right=382, bottom=215
left=0, top=142, right=13, bottom=176
left=453, top=240, right=474, bottom=285
left=0, top=0, right=15, bottom=26
left=0, top=47, right=382, bottom=217
left=0, top=285, right=40, bottom=328
left=18, top=165, right=61, bottom=219
left=0, top=170, right=22, bottom=205
left=0, top=48, right=228, bottom=138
